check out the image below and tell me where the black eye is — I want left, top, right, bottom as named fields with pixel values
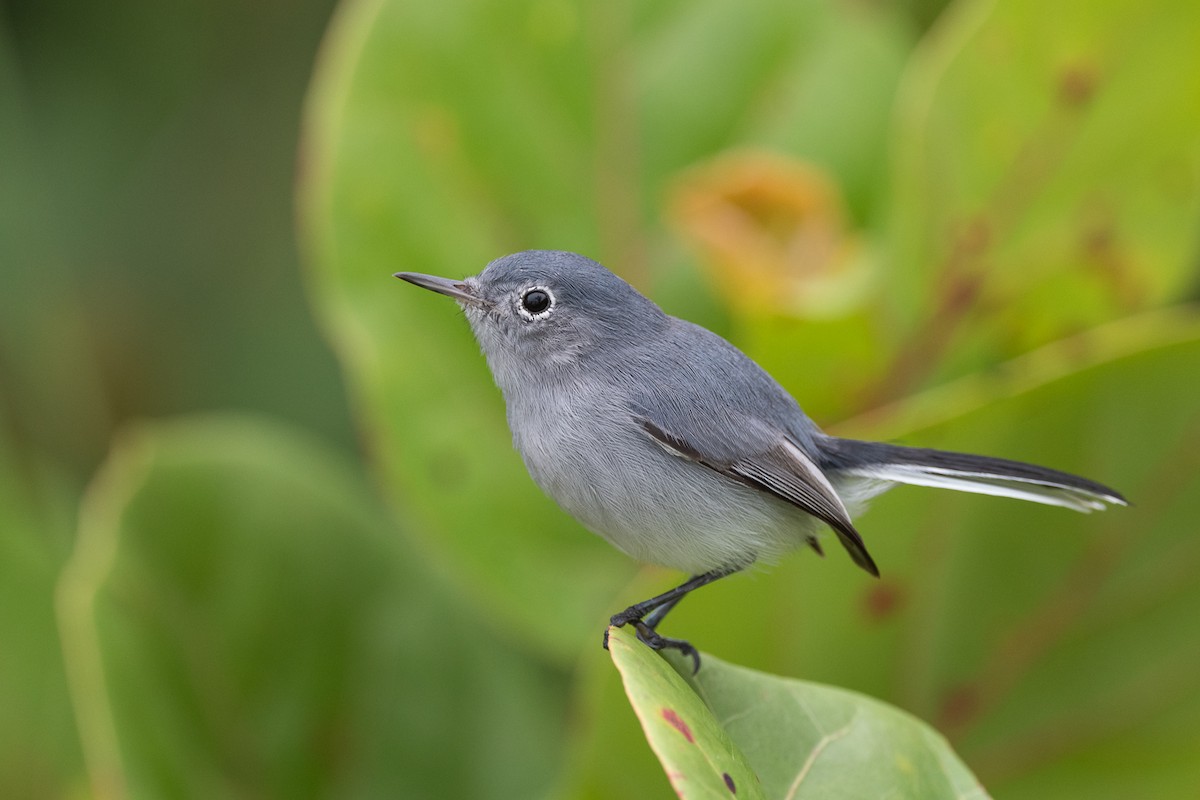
left=521, top=289, right=551, bottom=315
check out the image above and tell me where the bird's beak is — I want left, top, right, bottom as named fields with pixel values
left=394, top=272, right=486, bottom=307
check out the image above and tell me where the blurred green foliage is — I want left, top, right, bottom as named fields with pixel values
left=3, top=0, right=1199, bottom=797
left=59, top=417, right=564, bottom=799
left=0, top=0, right=354, bottom=478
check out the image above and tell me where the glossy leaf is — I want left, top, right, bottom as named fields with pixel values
left=611, top=625, right=986, bottom=799
left=686, top=650, right=985, bottom=799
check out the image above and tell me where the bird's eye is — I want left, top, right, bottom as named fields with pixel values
left=522, top=289, right=550, bottom=313
left=518, top=286, right=554, bottom=320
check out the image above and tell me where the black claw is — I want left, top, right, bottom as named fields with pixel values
left=634, top=621, right=702, bottom=674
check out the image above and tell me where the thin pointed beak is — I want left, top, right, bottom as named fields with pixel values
left=394, top=272, right=485, bottom=307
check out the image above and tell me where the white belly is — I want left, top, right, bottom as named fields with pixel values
left=514, top=402, right=815, bottom=574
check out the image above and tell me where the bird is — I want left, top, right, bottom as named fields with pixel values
left=395, top=250, right=1125, bottom=671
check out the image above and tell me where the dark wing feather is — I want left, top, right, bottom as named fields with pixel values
left=635, top=415, right=878, bottom=576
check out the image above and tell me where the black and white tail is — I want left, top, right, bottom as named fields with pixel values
left=817, top=437, right=1127, bottom=513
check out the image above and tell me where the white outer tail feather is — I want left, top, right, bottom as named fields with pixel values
left=841, top=464, right=1126, bottom=514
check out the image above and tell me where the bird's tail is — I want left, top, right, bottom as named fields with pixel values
left=817, top=437, right=1126, bottom=513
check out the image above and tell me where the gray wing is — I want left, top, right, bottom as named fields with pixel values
left=633, top=412, right=879, bottom=577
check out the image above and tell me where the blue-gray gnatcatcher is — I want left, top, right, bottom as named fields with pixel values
left=396, top=250, right=1125, bottom=670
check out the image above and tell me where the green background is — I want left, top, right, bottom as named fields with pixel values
left=3, top=0, right=1199, bottom=796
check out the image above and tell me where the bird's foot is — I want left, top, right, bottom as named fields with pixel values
left=633, top=621, right=701, bottom=674
left=601, top=606, right=649, bottom=649
left=602, top=617, right=702, bottom=674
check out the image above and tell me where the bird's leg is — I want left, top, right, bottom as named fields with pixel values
left=641, top=595, right=684, bottom=632
left=602, top=567, right=736, bottom=673
left=606, top=569, right=733, bottom=631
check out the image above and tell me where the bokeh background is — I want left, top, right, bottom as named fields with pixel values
left=3, top=0, right=1199, bottom=797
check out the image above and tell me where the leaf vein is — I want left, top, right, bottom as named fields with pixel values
left=784, top=710, right=857, bottom=800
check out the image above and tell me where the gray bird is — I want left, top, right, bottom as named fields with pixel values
left=396, top=250, right=1125, bottom=670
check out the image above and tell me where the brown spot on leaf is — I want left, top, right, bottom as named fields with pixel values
left=862, top=581, right=905, bottom=622
left=723, top=772, right=737, bottom=793
left=1080, top=212, right=1145, bottom=310
left=954, top=216, right=991, bottom=261
left=661, top=708, right=694, bottom=743
left=1058, top=64, right=1098, bottom=108
left=938, top=684, right=981, bottom=731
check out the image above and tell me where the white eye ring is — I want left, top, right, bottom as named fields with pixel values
left=517, top=286, right=555, bottom=321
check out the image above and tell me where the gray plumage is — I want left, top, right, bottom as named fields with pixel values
left=396, top=250, right=1125, bottom=662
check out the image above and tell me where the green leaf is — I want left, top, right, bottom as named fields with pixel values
left=57, top=415, right=565, bottom=799
left=299, top=0, right=913, bottom=664
left=608, top=626, right=765, bottom=800
left=609, top=626, right=987, bottom=799
left=684, top=653, right=985, bottom=799
left=879, top=0, right=1200, bottom=402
